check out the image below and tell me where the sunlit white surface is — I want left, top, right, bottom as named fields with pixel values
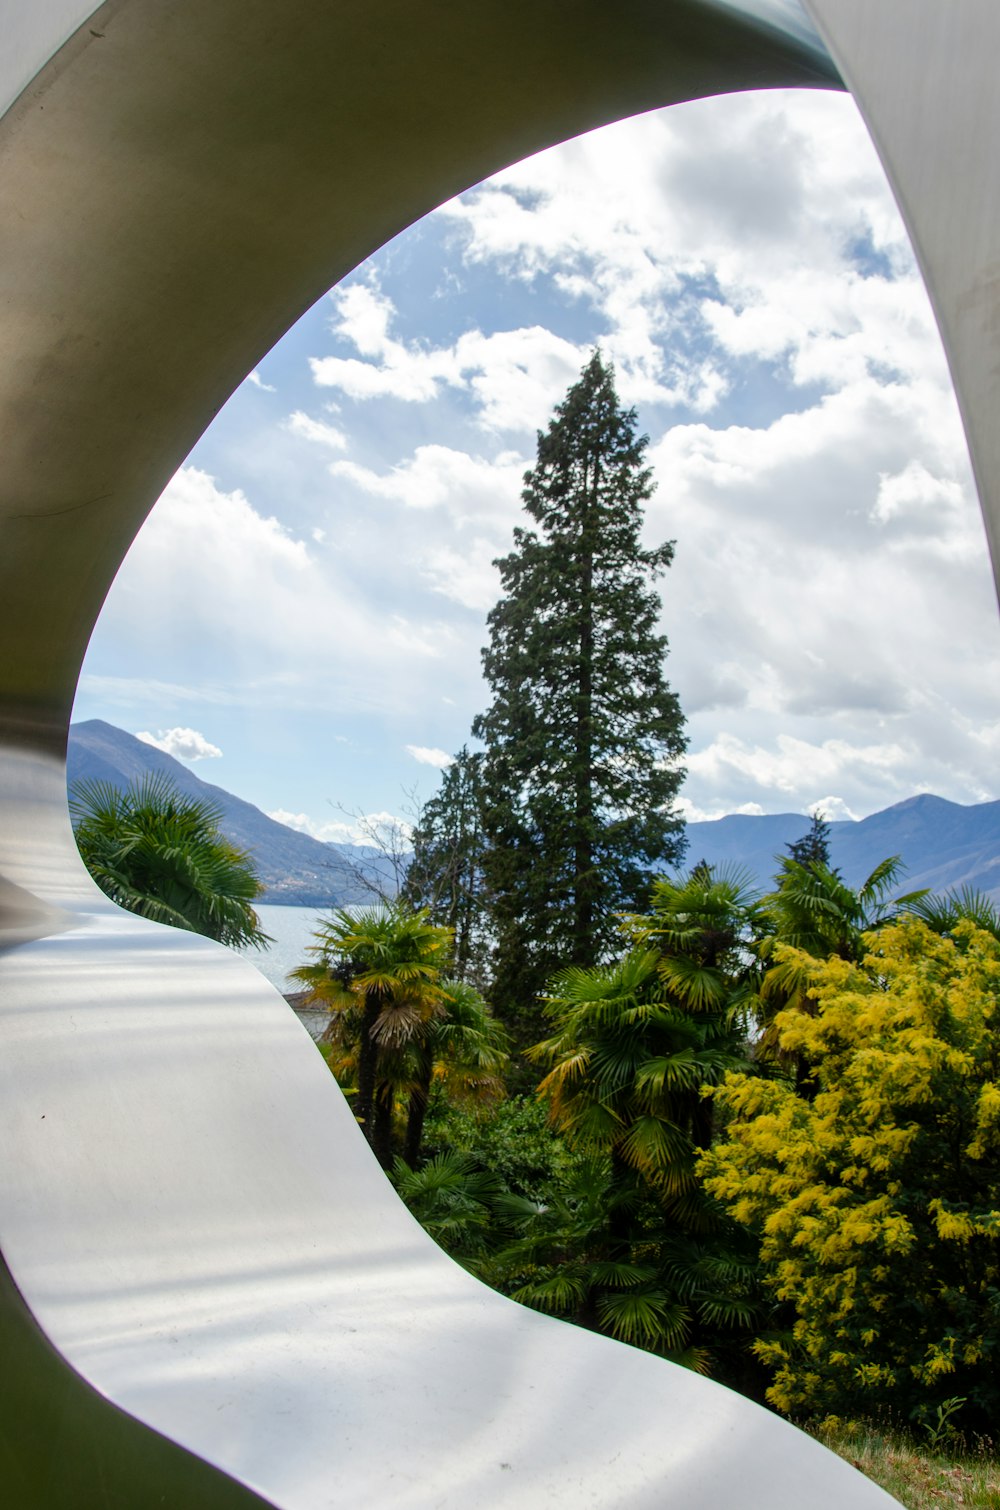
left=0, top=884, right=898, bottom=1507
left=0, top=0, right=104, bottom=117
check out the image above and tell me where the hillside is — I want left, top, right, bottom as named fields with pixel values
left=68, top=720, right=1000, bottom=908
left=686, top=794, right=1000, bottom=900
left=67, top=720, right=377, bottom=908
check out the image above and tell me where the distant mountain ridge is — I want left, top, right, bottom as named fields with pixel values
left=68, top=720, right=1000, bottom=907
left=686, top=794, right=1000, bottom=901
left=67, top=720, right=375, bottom=908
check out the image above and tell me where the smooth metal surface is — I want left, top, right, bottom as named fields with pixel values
left=0, top=1247, right=271, bottom=1508
left=715, top=0, right=828, bottom=56
left=0, top=896, right=897, bottom=1508
left=0, top=0, right=104, bottom=117
left=5, top=0, right=990, bottom=1504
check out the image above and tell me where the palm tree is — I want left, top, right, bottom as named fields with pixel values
left=525, top=866, right=763, bottom=1368
left=536, top=866, right=761, bottom=1185
left=402, top=978, right=509, bottom=1166
left=70, top=774, right=270, bottom=949
left=626, top=864, right=766, bottom=1149
left=291, top=902, right=453, bottom=1165
left=492, top=1156, right=702, bottom=1360
left=762, top=853, right=918, bottom=963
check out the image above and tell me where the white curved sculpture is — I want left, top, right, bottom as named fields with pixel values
left=2, top=2, right=995, bottom=1504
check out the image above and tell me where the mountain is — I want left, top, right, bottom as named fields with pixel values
left=67, top=720, right=380, bottom=908
left=685, top=794, right=1000, bottom=901
left=67, top=720, right=1000, bottom=909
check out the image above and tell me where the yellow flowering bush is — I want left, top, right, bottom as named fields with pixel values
left=700, top=919, right=1000, bottom=1429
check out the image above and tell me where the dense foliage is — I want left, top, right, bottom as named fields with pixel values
left=701, top=919, right=1000, bottom=1432
left=756, top=852, right=925, bottom=1087
left=472, top=351, right=686, bottom=1023
left=300, top=804, right=1000, bottom=1447
left=71, top=773, right=270, bottom=948
left=377, top=874, right=764, bottom=1380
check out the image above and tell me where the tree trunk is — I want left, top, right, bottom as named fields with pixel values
left=573, top=460, right=596, bottom=965
left=403, top=1049, right=434, bottom=1167
left=354, top=993, right=381, bottom=1145
left=576, top=1148, right=632, bottom=1335
left=373, top=1088, right=394, bottom=1169
left=691, top=1091, right=714, bottom=1152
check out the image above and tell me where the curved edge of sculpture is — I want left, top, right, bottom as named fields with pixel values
left=0, top=764, right=898, bottom=1509
left=5, top=0, right=996, bottom=1505
left=0, top=1249, right=273, bottom=1508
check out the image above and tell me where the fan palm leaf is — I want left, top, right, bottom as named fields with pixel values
left=901, top=885, right=1000, bottom=941
left=70, top=774, right=270, bottom=949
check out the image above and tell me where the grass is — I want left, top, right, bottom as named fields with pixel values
left=815, top=1423, right=1000, bottom=1509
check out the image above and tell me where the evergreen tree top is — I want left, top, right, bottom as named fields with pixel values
left=786, top=811, right=832, bottom=869
left=472, top=349, right=687, bottom=1014
left=514, top=350, right=671, bottom=567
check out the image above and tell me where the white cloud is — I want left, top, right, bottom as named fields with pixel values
left=339, top=810, right=414, bottom=847
left=310, top=282, right=445, bottom=401
left=285, top=411, right=348, bottom=451
left=330, top=444, right=524, bottom=524
left=312, top=279, right=584, bottom=432
left=135, top=727, right=222, bottom=761
left=266, top=807, right=412, bottom=847
left=247, top=369, right=276, bottom=392
left=677, top=718, right=1000, bottom=820
left=421, top=541, right=501, bottom=612
left=808, top=796, right=858, bottom=823
left=405, top=745, right=454, bottom=768
left=871, top=460, right=966, bottom=531
left=327, top=448, right=519, bottom=611
left=646, top=365, right=997, bottom=789
left=439, top=90, right=932, bottom=415
left=454, top=327, right=586, bottom=433
left=677, top=796, right=767, bottom=823
left=330, top=281, right=395, bottom=357
left=88, top=465, right=476, bottom=720
left=266, top=808, right=316, bottom=834
left=310, top=352, right=440, bottom=403
left=688, top=732, right=910, bottom=800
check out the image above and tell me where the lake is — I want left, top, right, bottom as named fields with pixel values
left=237, top=903, right=334, bottom=992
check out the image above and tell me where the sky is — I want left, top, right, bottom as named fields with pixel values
left=73, top=85, right=1000, bottom=844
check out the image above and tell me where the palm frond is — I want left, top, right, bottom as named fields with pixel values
left=511, top=1272, right=588, bottom=1313
left=596, top=1290, right=690, bottom=1350
left=902, top=886, right=1000, bottom=940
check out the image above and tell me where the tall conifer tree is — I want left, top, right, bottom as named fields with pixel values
left=473, top=352, right=686, bottom=1023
